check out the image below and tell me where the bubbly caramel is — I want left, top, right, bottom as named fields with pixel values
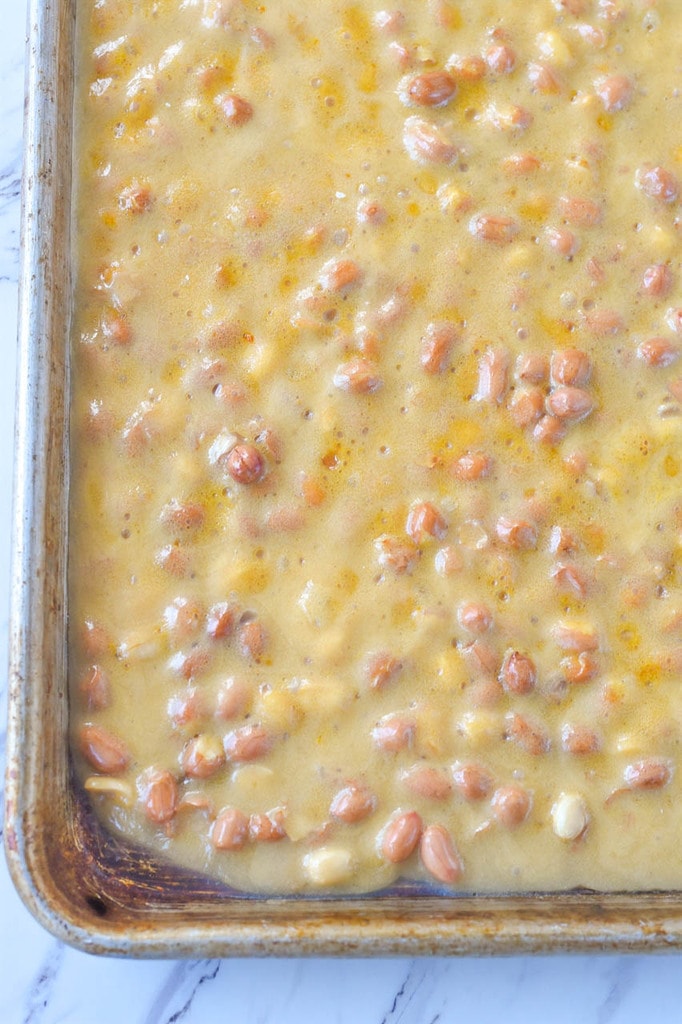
left=70, top=0, right=682, bottom=894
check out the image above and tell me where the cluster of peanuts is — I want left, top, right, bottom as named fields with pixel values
left=502, top=347, right=595, bottom=445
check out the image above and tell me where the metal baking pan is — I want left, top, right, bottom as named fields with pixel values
left=6, top=0, right=682, bottom=957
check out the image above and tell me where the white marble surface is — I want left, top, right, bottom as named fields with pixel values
left=1, top=3, right=681, bottom=1022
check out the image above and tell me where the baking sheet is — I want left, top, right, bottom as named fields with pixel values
left=6, top=0, right=682, bottom=956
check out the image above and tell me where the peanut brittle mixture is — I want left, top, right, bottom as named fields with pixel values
left=70, top=0, right=682, bottom=893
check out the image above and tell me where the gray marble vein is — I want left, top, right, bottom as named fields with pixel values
left=22, top=943, right=65, bottom=1024
left=596, top=959, right=637, bottom=1024
left=142, top=961, right=222, bottom=1024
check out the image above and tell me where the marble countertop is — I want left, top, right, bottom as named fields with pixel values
left=1, top=3, right=680, bottom=1021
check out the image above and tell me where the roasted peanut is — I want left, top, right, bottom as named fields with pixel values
left=420, top=825, right=463, bottom=884
left=381, top=811, right=423, bottom=862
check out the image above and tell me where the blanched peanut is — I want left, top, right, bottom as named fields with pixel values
left=623, top=757, right=673, bottom=791
left=451, top=451, right=492, bottom=481
left=469, top=214, right=518, bottom=244
left=333, top=357, right=383, bottom=394
left=211, top=806, right=249, bottom=849
left=491, top=784, right=531, bottom=827
left=595, top=74, right=633, bottom=111
left=374, top=534, right=420, bottom=574
left=78, top=665, right=111, bottom=710
left=550, top=349, right=591, bottom=386
left=138, top=767, right=178, bottom=825
left=249, top=808, right=287, bottom=842
left=546, top=386, right=594, bottom=421
left=206, top=600, right=239, bottom=640
left=635, top=165, right=679, bottom=203
left=216, top=93, right=254, bottom=126
left=637, top=338, right=679, bottom=368
left=641, top=264, right=673, bottom=298
left=401, top=764, right=452, bottom=800
left=452, top=761, right=493, bottom=800
left=381, top=811, right=423, bottom=862
left=406, top=501, right=448, bottom=543
left=496, top=516, right=537, bottom=549
left=457, top=601, right=492, bottom=634
left=303, top=847, right=354, bottom=886
left=224, top=723, right=272, bottom=762
left=226, top=443, right=265, bottom=485
left=499, top=650, right=536, bottom=695
left=485, top=43, right=516, bottom=74
left=561, top=723, right=601, bottom=755
left=551, top=792, right=589, bottom=839
left=504, top=711, right=550, bottom=755
left=399, top=70, right=457, bottom=107
left=420, top=320, right=457, bottom=374
left=372, top=713, right=416, bottom=752
left=84, top=776, right=132, bottom=803
left=78, top=724, right=130, bottom=774
left=330, top=782, right=376, bottom=822
left=403, top=116, right=457, bottom=164
left=420, top=825, right=463, bottom=884
left=558, top=195, right=602, bottom=227
left=181, top=734, right=226, bottom=778
left=160, top=500, right=205, bottom=531
left=475, top=348, right=509, bottom=402
left=365, top=651, right=403, bottom=690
